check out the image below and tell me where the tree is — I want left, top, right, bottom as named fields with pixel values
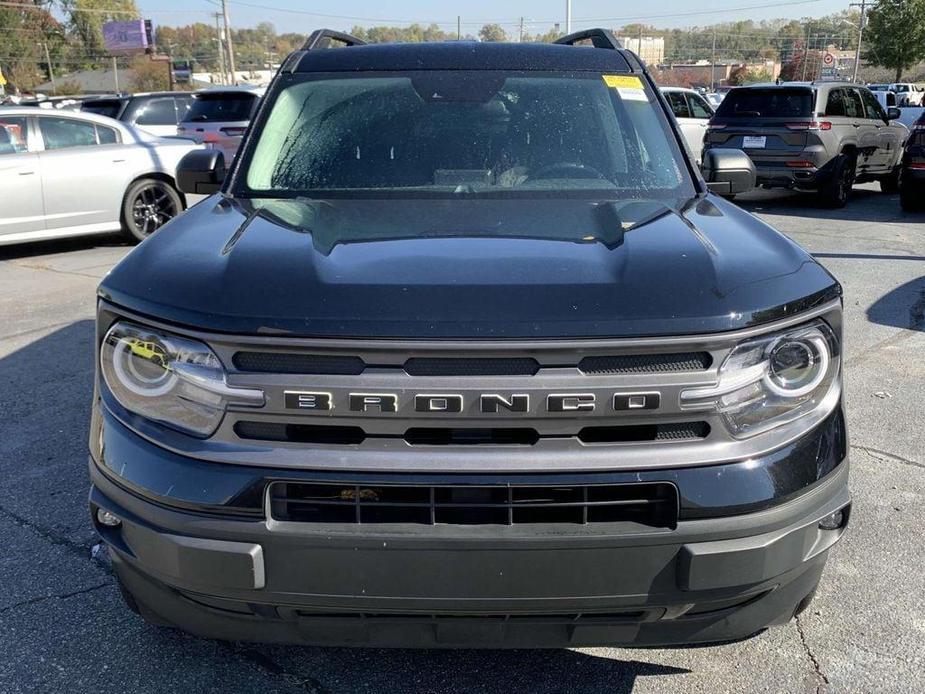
left=727, top=65, right=749, bottom=85
left=864, top=0, right=925, bottom=81
left=130, top=55, right=169, bottom=92
left=61, top=0, right=139, bottom=63
left=479, top=24, right=507, bottom=42
left=0, top=0, right=64, bottom=92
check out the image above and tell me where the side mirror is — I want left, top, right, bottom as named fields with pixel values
left=886, top=106, right=901, bottom=122
left=701, top=148, right=757, bottom=196
left=177, top=149, right=226, bottom=195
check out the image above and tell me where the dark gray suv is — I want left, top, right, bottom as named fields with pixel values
left=705, top=82, right=908, bottom=207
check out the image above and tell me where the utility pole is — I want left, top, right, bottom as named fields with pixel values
left=457, top=16, right=461, bottom=40
left=214, top=12, right=227, bottom=85
left=801, top=25, right=810, bottom=81
left=519, top=17, right=525, bottom=42
left=221, top=0, right=236, bottom=85
left=637, top=25, right=644, bottom=62
left=849, top=0, right=869, bottom=82
left=711, top=29, right=716, bottom=92
left=42, top=42, right=56, bottom=92
left=565, top=0, right=571, bottom=34
left=112, top=56, right=119, bottom=92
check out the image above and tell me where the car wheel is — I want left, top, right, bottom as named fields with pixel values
left=122, top=178, right=183, bottom=243
left=820, top=154, right=855, bottom=208
left=880, top=166, right=901, bottom=193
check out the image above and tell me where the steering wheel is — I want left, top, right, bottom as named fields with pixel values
left=525, top=162, right=608, bottom=182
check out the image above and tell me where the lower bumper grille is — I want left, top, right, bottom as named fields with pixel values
left=269, top=481, right=678, bottom=529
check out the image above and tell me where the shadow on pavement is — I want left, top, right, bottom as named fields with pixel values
left=867, top=276, right=925, bottom=332
left=735, top=187, right=911, bottom=224
left=0, top=233, right=130, bottom=262
left=237, top=643, right=692, bottom=693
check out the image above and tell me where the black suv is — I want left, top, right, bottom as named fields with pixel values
left=89, top=30, right=850, bottom=648
left=705, top=82, right=908, bottom=207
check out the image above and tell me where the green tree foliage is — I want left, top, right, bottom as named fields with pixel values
left=61, top=0, right=139, bottom=62
left=129, top=54, right=169, bottom=92
left=0, top=0, right=64, bottom=92
left=864, top=0, right=925, bottom=81
left=479, top=23, right=508, bottom=42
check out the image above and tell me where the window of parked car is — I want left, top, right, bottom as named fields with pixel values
left=38, top=117, right=119, bottom=149
left=135, top=98, right=179, bottom=126
left=825, top=89, right=847, bottom=116
left=843, top=89, right=864, bottom=118
left=245, top=72, right=693, bottom=204
left=715, top=88, right=814, bottom=118
left=0, top=117, right=29, bottom=154
left=175, top=95, right=193, bottom=121
left=666, top=92, right=691, bottom=119
left=81, top=99, right=125, bottom=119
left=184, top=92, right=258, bottom=122
left=687, top=93, right=713, bottom=118
left=859, top=89, right=887, bottom=121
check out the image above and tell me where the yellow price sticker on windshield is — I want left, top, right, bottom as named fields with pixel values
left=602, top=75, right=643, bottom=89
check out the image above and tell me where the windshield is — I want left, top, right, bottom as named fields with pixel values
left=716, top=88, right=814, bottom=118
left=242, top=71, right=693, bottom=201
left=184, top=93, right=258, bottom=123
left=81, top=99, right=124, bottom=119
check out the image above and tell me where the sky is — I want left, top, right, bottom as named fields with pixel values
left=137, top=0, right=853, bottom=33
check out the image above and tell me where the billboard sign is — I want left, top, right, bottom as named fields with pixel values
left=103, top=20, right=151, bottom=56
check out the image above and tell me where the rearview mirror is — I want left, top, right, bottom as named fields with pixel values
left=886, top=106, right=901, bottom=122
left=177, top=149, right=226, bottom=195
left=701, top=149, right=757, bottom=196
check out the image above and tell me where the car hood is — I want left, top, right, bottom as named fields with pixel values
left=100, top=195, right=840, bottom=338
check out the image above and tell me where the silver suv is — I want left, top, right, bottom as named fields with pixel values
left=704, top=82, right=909, bottom=207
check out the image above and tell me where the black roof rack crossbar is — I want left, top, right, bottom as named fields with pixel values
left=302, top=29, right=367, bottom=51
left=553, top=28, right=622, bottom=50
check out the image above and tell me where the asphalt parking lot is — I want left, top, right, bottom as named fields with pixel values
left=0, top=183, right=922, bottom=693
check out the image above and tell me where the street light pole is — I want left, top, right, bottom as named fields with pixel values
left=565, top=0, right=571, bottom=34
left=221, top=0, right=237, bottom=85
left=849, top=0, right=869, bottom=83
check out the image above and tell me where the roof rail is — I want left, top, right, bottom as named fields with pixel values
left=302, top=29, right=366, bottom=51
left=553, top=28, right=622, bottom=50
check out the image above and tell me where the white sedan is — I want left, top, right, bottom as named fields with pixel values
left=659, top=87, right=715, bottom=165
left=0, top=107, right=204, bottom=246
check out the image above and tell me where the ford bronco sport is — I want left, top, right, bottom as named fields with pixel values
left=705, top=82, right=908, bottom=207
left=89, top=29, right=850, bottom=648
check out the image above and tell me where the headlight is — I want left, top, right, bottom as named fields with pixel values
left=681, top=320, right=839, bottom=439
left=100, top=322, right=263, bottom=437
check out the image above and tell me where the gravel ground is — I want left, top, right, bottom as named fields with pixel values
left=0, top=183, right=922, bottom=693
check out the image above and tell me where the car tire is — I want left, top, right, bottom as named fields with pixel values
left=880, top=166, right=901, bottom=193
left=121, top=178, right=184, bottom=243
left=820, top=154, right=855, bottom=208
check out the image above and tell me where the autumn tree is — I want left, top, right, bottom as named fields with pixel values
left=864, top=0, right=925, bottom=81
left=479, top=24, right=508, bottom=42
left=0, top=0, right=64, bottom=92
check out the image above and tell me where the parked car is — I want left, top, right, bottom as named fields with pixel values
left=81, top=92, right=194, bottom=138
left=90, top=28, right=850, bottom=650
left=900, top=112, right=925, bottom=211
left=873, top=90, right=897, bottom=110
left=660, top=86, right=714, bottom=163
left=705, top=82, right=909, bottom=206
left=704, top=91, right=727, bottom=109
left=0, top=108, right=203, bottom=245
left=177, top=85, right=264, bottom=162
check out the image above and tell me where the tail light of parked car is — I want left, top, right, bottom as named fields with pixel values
left=785, top=121, right=832, bottom=131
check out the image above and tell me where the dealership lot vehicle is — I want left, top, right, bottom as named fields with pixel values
left=85, top=29, right=852, bottom=650
left=706, top=82, right=909, bottom=207
left=660, top=86, right=714, bottom=163
left=899, top=112, right=925, bottom=211
left=81, top=92, right=194, bottom=138
left=176, top=85, right=264, bottom=162
left=0, top=108, right=203, bottom=245
left=869, top=83, right=924, bottom=107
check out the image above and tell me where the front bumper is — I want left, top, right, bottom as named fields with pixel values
left=89, top=409, right=850, bottom=648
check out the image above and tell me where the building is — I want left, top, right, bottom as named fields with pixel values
left=616, top=36, right=665, bottom=65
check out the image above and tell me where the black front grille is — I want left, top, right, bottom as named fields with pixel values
left=269, top=481, right=678, bottom=528
left=235, top=421, right=709, bottom=446
left=233, top=352, right=365, bottom=375
left=579, top=352, right=711, bottom=374
left=403, top=357, right=540, bottom=376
